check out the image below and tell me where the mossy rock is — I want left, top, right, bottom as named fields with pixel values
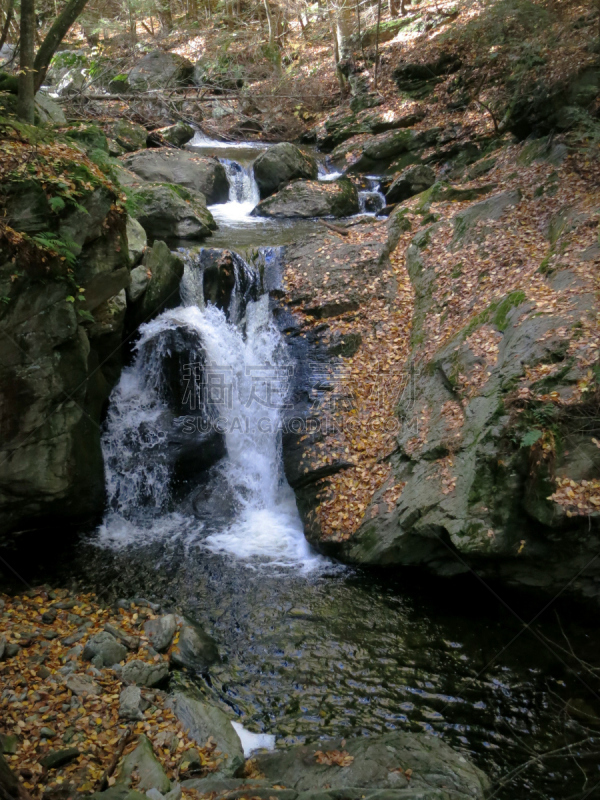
left=61, top=123, right=109, bottom=155
left=105, top=119, right=148, bottom=154
left=130, top=182, right=216, bottom=242
left=252, top=178, right=359, bottom=219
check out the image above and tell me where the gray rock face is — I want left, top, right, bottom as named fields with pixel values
left=122, top=659, right=169, bottom=687
left=168, top=693, right=244, bottom=776
left=316, top=106, right=425, bottom=151
left=0, top=176, right=129, bottom=541
left=126, top=241, right=184, bottom=330
left=253, top=179, right=359, bottom=219
left=144, top=614, right=177, bottom=652
left=252, top=732, right=488, bottom=798
left=122, top=149, right=229, bottom=204
left=35, top=93, right=67, bottom=124
left=169, top=621, right=219, bottom=672
left=129, top=50, right=194, bottom=91
left=83, top=631, right=128, bottom=666
left=127, top=216, right=147, bottom=266
left=117, top=734, right=171, bottom=793
left=386, top=165, right=436, bottom=203
left=253, top=143, right=318, bottom=199
left=131, top=183, right=216, bottom=242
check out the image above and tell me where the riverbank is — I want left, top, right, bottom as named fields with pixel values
left=0, top=585, right=492, bottom=800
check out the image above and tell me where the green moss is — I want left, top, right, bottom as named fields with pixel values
left=61, top=123, right=109, bottom=155
left=492, top=290, right=526, bottom=331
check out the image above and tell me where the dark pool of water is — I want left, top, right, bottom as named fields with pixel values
left=4, top=527, right=599, bottom=800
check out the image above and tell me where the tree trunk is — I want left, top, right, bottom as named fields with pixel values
left=33, top=0, right=91, bottom=91
left=388, top=0, right=400, bottom=17
left=17, top=0, right=35, bottom=122
left=326, top=1, right=346, bottom=95
left=334, top=0, right=354, bottom=61
left=373, top=0, right=382, bottom=88
left=128, top=2, right=137, bottom=42
left=0, top=0, right=15, bottom=53
left=157, top=0, right=173, bottom=30
left=263, top=0, right=275, bottom=47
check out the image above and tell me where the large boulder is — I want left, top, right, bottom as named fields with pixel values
left=116, top=735, right=171, bottom=793
left=128, top=50, right=193, bottom=91
left=0, top=144, right=130, bottom=543
left=250, top=732, right=488, bottom=798
left=386, top=164, right=436, bottom=203
left=35, top=93, right=67, bottom=124
left=126, top=241, right=184, bottom=330
left=148, top=121, right=195, bottom=148
left=252, top=143, right=318, bottom=199
left=252, top=178, right=359, bottom=219
left=130, top=183, right=216, bottom=242
left=169, top=619, right=219, bottom=672
left=168, top=693, right=244, bottom=776
left=121, top=149, right=229, bottom=204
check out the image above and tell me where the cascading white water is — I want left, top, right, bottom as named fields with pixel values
left=98, top=263, right=322, bottom=571
left=211, top=159, right=261, bottom=224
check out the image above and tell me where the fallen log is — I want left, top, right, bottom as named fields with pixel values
left=319, top=219, right=350, bottom=237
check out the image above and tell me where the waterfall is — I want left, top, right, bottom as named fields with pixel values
left=98, top=253, right=322, bottom=571
left=212, top=159, right=261, bottom=223
left=359, top=178, right=386, bottom=215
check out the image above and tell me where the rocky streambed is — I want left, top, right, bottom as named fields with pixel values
left=1, top=97, right=600, bottom=800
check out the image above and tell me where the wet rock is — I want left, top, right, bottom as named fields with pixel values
left=121, top=149, right=229, bottom=205
left=39, top=747, right=80, bottom=770
left=167, top=693, right=244, bottom=776
left=40, top=727, right=56, bottom=739
left=116, top=734, right=171, bottom=793
left=143, top=615, right=177, bottom=652
left=253, top=179, right=359, bottom=219
left=126, top=241, right=184, bottom=330
left=253, top=143, right=318, bottom=199
left=131, top=183, right=216, bottom=242
left=129, top=51, right=194, bottom=91
left=122, top=659, right=169, bottom=688
left=0, top=171, right=128, bottom=543
left=82, top=631, right=127, bottom=667
left=386, top=165, right=436, bottom=203
left=66, top=674, right=101, bottom=697
left=252, top=732, right=487, bottom=798
left=4, top=643, right=19, bottom=658
left=169, top=621, right=219, bottom=672
left=119, top=686, right=146, bottom=721
left=148, top=122, right=195, bottom=148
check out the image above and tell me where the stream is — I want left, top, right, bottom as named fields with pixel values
left=15, top=133, right=600, bottom=800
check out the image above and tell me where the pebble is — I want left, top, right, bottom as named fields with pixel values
left=41, top=609, right=58, bottom=624
left=40, top=727, right=56, bottom=738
